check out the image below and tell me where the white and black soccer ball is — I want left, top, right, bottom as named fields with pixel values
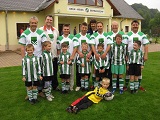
left=104, top=92, right=114, bottom=101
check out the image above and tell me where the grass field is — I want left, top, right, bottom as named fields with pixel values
left=0, top=52, right=160, bottom=120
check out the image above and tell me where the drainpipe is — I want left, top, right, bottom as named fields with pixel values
left=120, top=18, right=124, bottom=31
left=5, top=10, right=9, bottom=50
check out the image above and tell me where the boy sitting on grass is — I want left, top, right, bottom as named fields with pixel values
left=66, top=78, right=114, bottom=114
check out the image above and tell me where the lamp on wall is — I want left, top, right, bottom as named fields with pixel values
left=55, top=0, right=59, bottom=3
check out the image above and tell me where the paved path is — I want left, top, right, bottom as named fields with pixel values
left=0, top=44, right=160, bottom=68
left=0, top=51, right=22, bottom=68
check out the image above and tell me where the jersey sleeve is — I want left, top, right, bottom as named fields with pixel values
left=89, top=34, right=96, bottom=45
left=22, top=58, right=26, bottom=76
left=142, top=34, right=149, bottom=45
left=19, top=33, right=26, bottom=45
left=73, top=36, right=80, bottom=48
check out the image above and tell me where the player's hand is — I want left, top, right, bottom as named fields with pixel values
left=101, top=69, right=105, bottom=73
left=67, top=60, right=72, bottom=65
left=79, top=52, right=84, bottom=58
left=86, top=58, right=90, bottom=62
left=101, top=53, right=107, bottom=59
left=22, top=77, right=26, bottom=82
left=143, top=55, right=148, bottom=61
left=127, top=66, right=129, bottom=70
left=95, top=53, right=100, bottom=60
left=60, top=61, right=64, bottom=64
left=39, top=76, right=43, bottom=81
left=81, top=63, right=85, bottom=67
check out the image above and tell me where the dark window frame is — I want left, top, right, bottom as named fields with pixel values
left=16, top=23, right=29, bottom=38
left=68, top=0, right=103, bottom=7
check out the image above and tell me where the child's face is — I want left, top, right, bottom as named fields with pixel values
left=133, top=42, right=140, bottom=50
left=115, top=36, right=122, bottom=45
left=97, top=46, right=103, bottom=52
left=62, top=46, right=68, bottom=53
left=26, top=47, right=34, bottom=56
left=81, top=44, right=88, bottom=52
left=101, top=81, right=110, bottom=89
left=45, top=43, right=51, bottom=52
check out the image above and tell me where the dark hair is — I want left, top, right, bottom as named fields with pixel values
left=61, top=42, right=68, bottom=48
left=81, top=22, right=88, bottom=26
left=90, top=19, right=97, bottom=24
left=134, top=40, right=141, bottom=47
left=115, top=34, right=122, bottom=39
left=96, top=21, right=103, bottom=25
left=45, top=15, right=53, bottom=20
left=97, top=43, right=104, bottom=48
left=63, top=24, right=70, bottom=28
left=131, top=19, right=139, bottom=25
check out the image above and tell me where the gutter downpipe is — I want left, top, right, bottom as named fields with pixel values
left=5, top=10, right=9, bottom=50
left=120, top=18, right=125, bottom=31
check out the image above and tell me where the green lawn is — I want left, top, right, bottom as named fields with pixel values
left=0, top=52, right=160, bottom=120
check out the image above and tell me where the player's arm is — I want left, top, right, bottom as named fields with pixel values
left=20, top=45, right=25, bottom=58
left=143, top=44, right=148, bottom=61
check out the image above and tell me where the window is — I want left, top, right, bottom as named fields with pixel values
left=68, top=0, right=74, bottom=3
left=97, top=0, right=102, bottom=6
left=125, top=26, right=129, bottom=32
left=68, top=0, right=103, bottom=7
left=77, top=0, right=86, bottom=4
left=16, top=23, right=29, bottom=38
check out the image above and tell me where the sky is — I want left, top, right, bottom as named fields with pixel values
left=124, top=0, right=160, bottom=11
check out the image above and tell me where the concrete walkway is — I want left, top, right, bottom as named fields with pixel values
left=0, top=44, right=160, bottom=68
left=0, top=51, right=22, bottom=68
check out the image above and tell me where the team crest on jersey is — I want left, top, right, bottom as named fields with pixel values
left=48, top=34, right=54, bottom=40
left=81, top=40, right=86, bottom=44
left=99, top=38, right=104, bottom=44
left=133, top=37, right=139, bottom=42
left=31, top=37, right=37, bottom=45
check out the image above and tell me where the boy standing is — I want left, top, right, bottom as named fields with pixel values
left=111, top=34, right=127, bottom=94
left=77, top=43, right=92, bottom=91
left=94, top=43, right=109, bottom=88
left=22, top=44, right=42, bottom=104
left=58, top=42, right=72, bottom=93
left=127, top=40, right=144, bottom=94
left=41, top=41, right=54, bottom=101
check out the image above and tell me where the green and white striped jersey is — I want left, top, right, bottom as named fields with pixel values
left=41, top=50, right=54, bottom=77
left=19, top=28, right=47, bottom=57
left=76, top=51, right=92, bottom=74
left=58, top=52, right=72, bottom=75
left=124, top=31, right=149, bottom=51
left=22, top=54, right=41, bottom=82
left=57, top=34, right=74, bottom=54
left=89, top=32, right=113, bottom=51
left=111, top=42, right=127, bottom=65
left=127, top=49, right=144, bottom=65
left=107, top=31, right=125, bottom=42
left=73, top=33, right=91, bottom=51
left=94, top=51, right=110, bottom=70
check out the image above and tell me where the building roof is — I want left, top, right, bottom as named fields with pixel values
left=0, top=0, right=55, bottom=12
left=107, top=0, right=143, bottom=19
left=0, top=0, right=143, bottom=19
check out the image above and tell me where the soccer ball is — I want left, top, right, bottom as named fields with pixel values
left=104, top=92, right=114, bottom=101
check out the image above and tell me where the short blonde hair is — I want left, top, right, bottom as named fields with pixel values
left=101, top=78, right=110, bottom=84
left=26, top=44, right=34, bottom=51
left=42, top=41, right=51, bottom=48
left=29, top=16, right=38, bottom=23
